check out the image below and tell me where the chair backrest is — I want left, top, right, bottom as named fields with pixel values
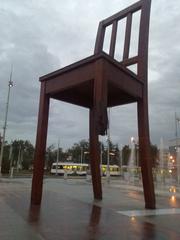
left=94, top=0, right=151, bottom=81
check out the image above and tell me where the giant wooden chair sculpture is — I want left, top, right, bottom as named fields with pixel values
left=31, top=0, right=155, bottom=209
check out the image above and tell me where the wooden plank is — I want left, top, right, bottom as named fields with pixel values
left=138, top=0, right=151, bottom=80
left=52, top=89, right=92, bottom=108
left=108, top=85, right=137, bottom=107
left=89, top=108, right=102, bottom=199
left=102, top=0, right=142, bottom=27
left=108, top=98, right=136, bottom=107
left=40, top=54, right=98, bottom=82
left=31, top=82, right=49, bottom=205
left=89, top=58, right=107, bottom=200
left=121, top=56, right=138, bottom=66
left=123, top=13, right=132, bottom=60
left=99, top=52, right=139, bottom=80
left=45, top=63, right=94, bottom=94
left=94, top=59, right=108, bottom=135
left=104, top=60, right=143, bottom=99
left=109, top=21, right=118, bottom=57
left=137, top=95, right=156, bottom=209
left=94, top=22, right=106, bottom=54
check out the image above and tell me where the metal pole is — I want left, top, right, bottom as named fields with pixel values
left=106, top=108, right=110, bottom=182
left=175, top=112, right=178, bottom=183
left=80, top=147, right=83, bottom=165
left=175, top=113, right=180, bottom=184
left=0, top=67, right=13, bottom=175
left=119, top=143, right=122, bottom=167
left=119, top=143, right=122, bottom=176
left=175, top=112, right=178, bottom=155
left=9, top=143, right=13, bottom=178
left=56, top=139, right=60, bottom=175
left=17, top=145, right=21, bottom=172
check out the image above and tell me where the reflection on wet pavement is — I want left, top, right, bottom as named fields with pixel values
left=1, top=178, right=180, bottom=239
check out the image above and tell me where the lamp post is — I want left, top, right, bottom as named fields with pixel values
left=56, top=139, right=60, bottom=176
left=106, top=108, right=111, bottom=183
left=9, top=143, right=13, bottom=178
left=175, top=112, right=180, bottom=184
left=16, top=144, right=21, bottom=172
left=0, top=69, right=13, bottom=175
left=80, top=147, right=83, bottom=165
left=119, top=143, right=123, bottom=176
left=119, top=143, right=122, bottom=167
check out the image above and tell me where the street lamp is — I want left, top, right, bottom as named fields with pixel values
left=0, top=68, right=14, bottom=175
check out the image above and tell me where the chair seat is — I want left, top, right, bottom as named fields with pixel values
left=40, top=52, right=143, bottom=108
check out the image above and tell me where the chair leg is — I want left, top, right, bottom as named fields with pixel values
left=137, top=98, right=156, bottom=209
left=31, top=82, right=50, bottom=205
left=89, top=108, right=102, bottom=200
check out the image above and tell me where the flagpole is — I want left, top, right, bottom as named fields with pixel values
left=0, top=66, right=14, bottom=175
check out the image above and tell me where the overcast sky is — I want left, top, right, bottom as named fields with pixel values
left=0, top=0, right=180, bottom=149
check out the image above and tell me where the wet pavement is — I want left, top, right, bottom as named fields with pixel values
left=0, top=178, right=180, bottom=239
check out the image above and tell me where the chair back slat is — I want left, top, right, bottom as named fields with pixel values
left=94, top=0, right=151, bottom=80
left=123, top=13, right=132, bottom=60
left=94, top=23, right=105, bottom=54
left=121, top=56, right=138, bottom=67
left=109, top=21, right=118, bottom=57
